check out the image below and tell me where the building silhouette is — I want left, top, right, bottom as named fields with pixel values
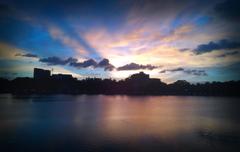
left=52, top=74, right=76, bottom=81
left=34, top=68, right=51, bottom=79
left=34, top=68, right=76, bottom=81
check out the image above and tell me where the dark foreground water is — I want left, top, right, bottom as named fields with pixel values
left=0, top=94, right=240, bottom=152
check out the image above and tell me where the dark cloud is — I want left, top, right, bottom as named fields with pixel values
left=70, top=58, right=114, bottom=71
left=70, top=59, right=97, bottom=68
left=39, top=56, right=115, bottom=71
left=117, top=63, right=158, bottom=71
left=15, top=53, right=38, bottom=58
left=160, top=67, right=207, bottom=76
left=217, top=51, right=239, bottom=58
left=40, top=57, right=159, bottom=72
left=194, top=39, right=240, bottom=54
left=40, top=58, right=159, bottom=71
left=98, top=58, right=110, bottom=67
left=215, top=0, right=240, bottom=21
left=97, top=58, right=115, bottom=71
left=39, top=56, right=77, bottom=65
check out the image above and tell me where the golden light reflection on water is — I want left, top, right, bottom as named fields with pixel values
left=82, top=96, right=239, bottom=141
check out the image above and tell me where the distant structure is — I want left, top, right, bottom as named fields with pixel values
left=33, top=68, right=76, bottom=81
left=129, top=72, right=150, bottom=81
left=34, top=68, right=51, bottom=79
left=52, top=74, right=77, bottom=81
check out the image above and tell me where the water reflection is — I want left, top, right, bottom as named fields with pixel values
left=0, top=94, right=239, bottom=152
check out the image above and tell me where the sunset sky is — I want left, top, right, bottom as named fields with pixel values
left=0, top=0, right=240, bottom=83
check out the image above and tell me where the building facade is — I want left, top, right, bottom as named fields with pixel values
left=33, top=68, right=51, bottom=79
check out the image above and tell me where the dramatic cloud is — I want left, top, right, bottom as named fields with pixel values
left=217, top=51, right=239, bottom=58
left=0, top=0, right=240, bottom=82
left=194, top=39, right=240, bottom=54
left=39, top=56, right=77, bottom=65
left=160, top=67, right=207, bottom=76
left=117, top=63, right=158, bottom=71
left=15, top=53, right=38, bottom=58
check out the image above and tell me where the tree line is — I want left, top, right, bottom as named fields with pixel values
left=0, top=76, right=239, bottom=96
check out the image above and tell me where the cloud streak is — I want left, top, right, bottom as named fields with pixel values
left=48, top=26, right=89, bottom=56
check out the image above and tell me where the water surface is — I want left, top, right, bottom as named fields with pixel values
left=0, top=94, right=239, bottom=152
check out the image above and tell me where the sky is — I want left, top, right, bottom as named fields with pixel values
left=0, top=0, right=240, bottom=83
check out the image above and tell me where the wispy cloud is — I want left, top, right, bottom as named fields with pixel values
left=48, top=25, right=88, bottom=56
